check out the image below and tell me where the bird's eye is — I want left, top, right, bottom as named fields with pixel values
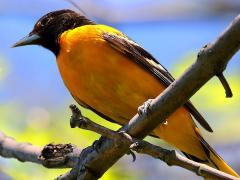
left=41, top=18, right=49, bottom=26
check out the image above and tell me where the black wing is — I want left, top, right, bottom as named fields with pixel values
left=103, top=32, right=213, bottom=132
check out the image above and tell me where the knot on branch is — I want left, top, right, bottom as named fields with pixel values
left=163, top=150, right=176, bottom=167
left=39, top=143, right=74, bottom=167
left=197, top=43, right=210, bottom=59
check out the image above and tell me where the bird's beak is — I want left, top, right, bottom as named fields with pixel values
left=12, top=34, right=41, bottom=48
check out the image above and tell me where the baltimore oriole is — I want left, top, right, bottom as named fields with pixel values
left=13, top=9, right=239, bottom=177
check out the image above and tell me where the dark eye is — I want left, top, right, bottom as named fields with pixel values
left=41, top=18, right=49, bottom=26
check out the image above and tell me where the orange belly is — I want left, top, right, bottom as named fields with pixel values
left=57, top=26, right=206, bottom=159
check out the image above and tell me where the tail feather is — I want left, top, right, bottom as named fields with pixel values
left=194, top=128, right=239, bottom=177
left=201, top=138, right=239, bottom=177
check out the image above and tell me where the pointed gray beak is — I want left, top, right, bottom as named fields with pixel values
left=12, top=34, right=41, bottom=48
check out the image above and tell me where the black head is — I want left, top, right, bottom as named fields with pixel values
left=13, top=9, right=95, bottom=56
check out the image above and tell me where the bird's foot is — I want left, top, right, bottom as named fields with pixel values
left=138, top=99, right=153, bottom=116
left=92, top=136, right=107, bottom=153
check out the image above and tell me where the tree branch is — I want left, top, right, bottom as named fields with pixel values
left=57, top=105, right=238, bottom=180
left=0, top=131, right=42, bottom=164
left=131, top=141, right=239, bottom=180
left=0, top=131, right=81, bottom=168
left=58, top=14, right=240, bottom=179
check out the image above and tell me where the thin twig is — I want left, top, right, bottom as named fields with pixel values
left=64, top=0, right=87, bottom=15
left=217, top=72, right=233, bottom=98
left=69, top=104, right=120, bottom=140
left=131, top=141, right=239, bottom=180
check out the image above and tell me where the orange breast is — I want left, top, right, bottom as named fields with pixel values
left=57, top=25, right=206, bottom=159
left=57, top=26, right=167, bottom=123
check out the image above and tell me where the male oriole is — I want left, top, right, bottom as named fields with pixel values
left=13, top=9, right=239, bottom=177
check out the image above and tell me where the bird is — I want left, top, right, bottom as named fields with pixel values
left=13, top=9, right=239, bottom=177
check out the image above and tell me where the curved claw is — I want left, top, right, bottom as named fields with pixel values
left=127, top=150, right=136, bottom=162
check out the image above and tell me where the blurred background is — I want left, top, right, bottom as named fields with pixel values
left=0, top=0, right=240, bottom=179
